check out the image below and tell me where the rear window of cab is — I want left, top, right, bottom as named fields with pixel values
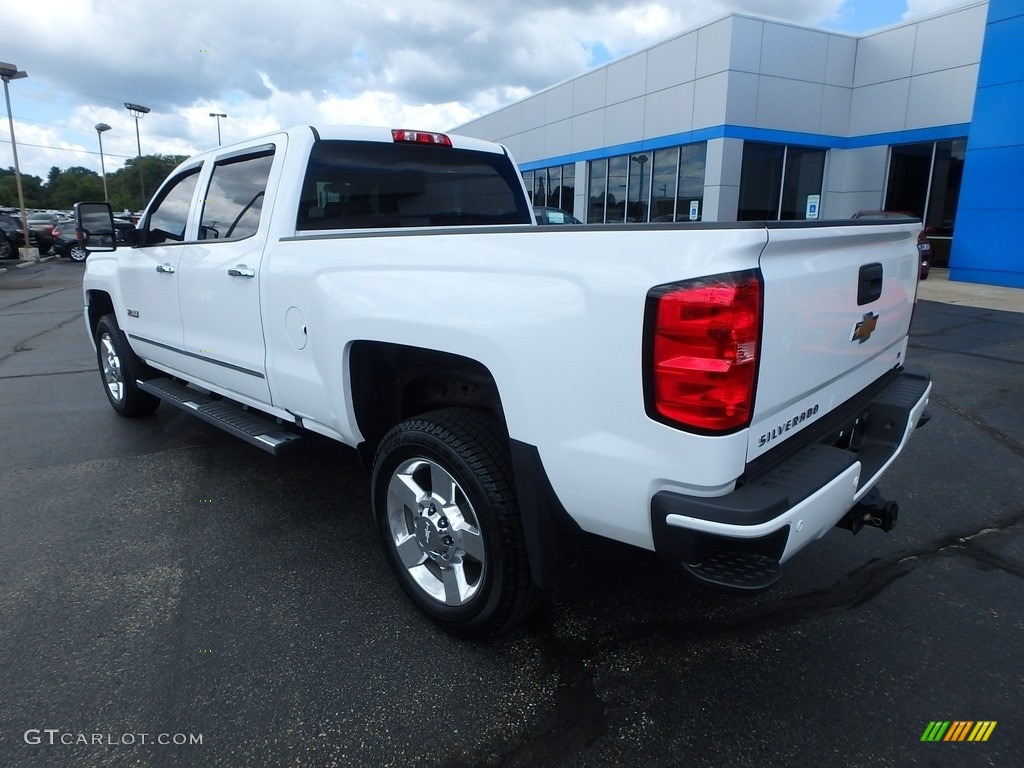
left=296, top=140, right=532, bottom=231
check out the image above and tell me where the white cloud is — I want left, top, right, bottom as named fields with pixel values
left=0, top=0, right=875, bottom=177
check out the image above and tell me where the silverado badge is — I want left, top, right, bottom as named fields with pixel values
left=852, top=311, right=878, bottom=344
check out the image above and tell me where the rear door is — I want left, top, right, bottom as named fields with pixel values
left=175, top=140, right=282, bottom=404
left=748, top=221, right=920, bottom=460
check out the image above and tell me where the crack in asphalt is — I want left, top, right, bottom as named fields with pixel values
left=908, top=340, right=1024, bottom=367
left=932, top=392, right=1024, bottom=458
left=0, top=285, right=76, bottom=311
left=476, top=510, right=1024, bottom=766
left=908, top=310, right=1024, bottom=366
left=0, top=368, right=93, bottom=380
left=0, top=313, right=83, bottom=366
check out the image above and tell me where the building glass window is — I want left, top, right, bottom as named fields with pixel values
left=522, top=163, right=576, bottom=215
left=739, top=142, right=824, bottom=221
left=926, top=139, right=966, bottom=237
left=884, top=138, right=966, bottom=266
left=738, top=143, right=784, bottom=220
left=555, top=164, right=575, bottom=214
left=586, top=142, right=706, bottom=223
left=678, top=143, right=707, bottom=222
left=606, top=155, right=628, bottom=223
left=587, top=159, right=607, bottom=223
left=885, top=143, right=933, bottom=216
left=650, top=147, right=678, bottom=221
left=780, top=146, right=826, bottom=220
left=886, top=139, right=966, bottom=237
left=627, top=154, right=651, bottom=222
left=522, top=170, right=535, bottom=204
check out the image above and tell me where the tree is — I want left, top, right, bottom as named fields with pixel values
left=0, top=167, right=46, bottom=209
left=108, top=154, right=189, bottom=212
left=46, top=167, right=104, bottom=209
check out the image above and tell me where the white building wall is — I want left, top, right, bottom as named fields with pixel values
left=455, top=2, right=989, bottom=222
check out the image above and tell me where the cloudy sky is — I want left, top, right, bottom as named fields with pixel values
left=2, top=0, right=969, bottom=181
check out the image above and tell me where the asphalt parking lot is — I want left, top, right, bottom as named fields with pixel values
left=1, top=259, right=1022, bottom=768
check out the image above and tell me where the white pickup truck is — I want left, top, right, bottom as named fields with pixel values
left=78, top=125, right=931, bottom=636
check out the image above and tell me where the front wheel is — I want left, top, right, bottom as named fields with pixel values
left=94, top=315, right=160, bottom=416
left=371, top=408, right=542, bottom=637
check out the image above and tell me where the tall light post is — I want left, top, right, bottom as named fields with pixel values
left=95, top=123, right=111, bottom=202
left=0, top=62, right=32, bottom=258
left=124, top=102, right=150, bottom=205
left=209, top=112, right=227, bottom=146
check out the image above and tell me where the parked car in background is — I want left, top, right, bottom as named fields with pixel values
left=0, top=230, right=11, bottom=260
left=0, top=213, right=54, bottom=255
left=852, top=211, right=932, bottom=279
left=51, top=218, right=88, bottom=262
left=28, top=212, right=67, bottom=228
left=53, top=217, right=134, bottom=262
left=533, top=205, right=581, bottom=225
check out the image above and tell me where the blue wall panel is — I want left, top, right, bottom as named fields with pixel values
left=950, top=0, right=1024, bottom=288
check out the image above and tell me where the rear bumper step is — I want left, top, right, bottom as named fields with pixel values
left=681, top=551, right=781, bottom=591
left=138, top=377, right=302, bottom=456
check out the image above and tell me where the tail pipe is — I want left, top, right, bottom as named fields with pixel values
left=836, top=487, right=898, bottom=534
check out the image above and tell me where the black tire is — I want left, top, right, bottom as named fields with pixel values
left=68, top=242, right=89, bottom=262
left=94, top=314, right=160, bottom=417
left=371, top=408, right=542, bottom=637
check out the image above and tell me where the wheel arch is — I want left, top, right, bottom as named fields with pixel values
left=349, top=341, right=505, bottom=457
left=86, top=290, right=116, bottom=339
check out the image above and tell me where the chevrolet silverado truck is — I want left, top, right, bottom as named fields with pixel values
left=77, top=125, right=931, bottom=636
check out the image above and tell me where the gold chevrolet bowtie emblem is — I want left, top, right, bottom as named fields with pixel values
left=852, top=311, right=879, bottom=343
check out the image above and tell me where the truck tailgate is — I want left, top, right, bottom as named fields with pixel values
left=747, top=221, right=920, bottom=462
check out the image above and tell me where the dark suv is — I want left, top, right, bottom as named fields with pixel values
left=0, top=213, right=54, bottom=256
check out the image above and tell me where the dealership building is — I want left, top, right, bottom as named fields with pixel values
left=456, top=0, right=1023, bottom=287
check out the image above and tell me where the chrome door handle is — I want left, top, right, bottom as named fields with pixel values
left=228, top=265, right=256, bottom=278
left=156, top=263, right=175, bottom=274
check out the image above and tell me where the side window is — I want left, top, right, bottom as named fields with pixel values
left=143, top=168, right=201, bottom=245
left=199, top=149, right=275, bottom=241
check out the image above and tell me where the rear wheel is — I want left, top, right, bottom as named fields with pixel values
left=68, top=243, right=89, bottom=262
left=372, top=408, right=542, bottom=637
left=94, top=314, right=160, bottom=416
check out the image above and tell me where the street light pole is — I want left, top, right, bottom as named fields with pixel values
left=209, top=112, right=227, bottom=146
left=0, top=62, right=32, bottom=259
left=95, top=123, right=111, bottom=202
left=124, top=102, right=150, bottom=206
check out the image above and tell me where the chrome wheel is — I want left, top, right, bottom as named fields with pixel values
left=385, top=457, right=486, bottom=606
left=69, top=244, right=88, bottom=262
left=99, top=331, right=124, bottom=403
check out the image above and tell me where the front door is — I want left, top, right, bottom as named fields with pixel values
left=118, top=167, right=202, bottom=368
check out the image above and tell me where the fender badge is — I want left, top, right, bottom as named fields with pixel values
left=852, top=311, right=878, bottom=344
left=127, top=309, right=140, bottom=318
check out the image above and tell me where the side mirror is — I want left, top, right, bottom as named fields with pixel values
left=74, top=201, right=117, bottom=252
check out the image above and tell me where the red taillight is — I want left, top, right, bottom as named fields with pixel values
left=391, top=129, right=453, bottom=147
left=646, top=271, right=762, bottom=433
